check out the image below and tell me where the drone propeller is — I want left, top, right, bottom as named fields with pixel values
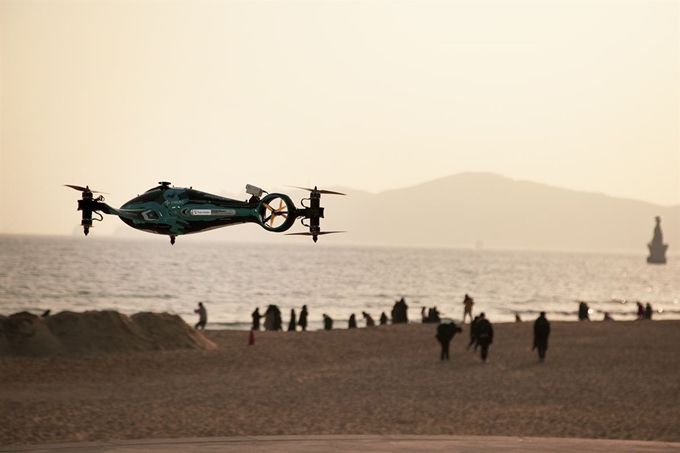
left=288, top=186, right=346, bottom=196
left=64, top=185, right=108, bottom=194
left=286, top=231, right=345, bottom=236
left=261, top=199, right=289, bottom=227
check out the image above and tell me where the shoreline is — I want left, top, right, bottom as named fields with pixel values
left=2, top=320, right=679, bottom=446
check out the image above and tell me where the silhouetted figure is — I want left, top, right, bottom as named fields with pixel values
left=323, top=314, right=333, bottom=330
left=467, top=315, right=480, bottom=350
left=194, top=302, right=207, bottom=330
left=264, top=305, right=282, bottom=331
left=421, top=307, right=441, bottom=323
left=647, top=216, right=668, bottom=264
left=436, top=322, right=462, bottom=361
left=348, top=313, right=357, bottom=329
left=288, top=309, right=297, bottom=331
left=533, top=312, right=550, bottom=362
left=298, top=305, right=308, bottom=331
left=636, top=302, right=644, bottom=320
left=578, top=301, right=590, bottom=321
left=644, top=303, right=653, bottom=320
left=362, top=311, right=375, bottom=327
left=391, top=298, right=409, bottom=324
left=475, top=313, right=493, bottom=362
left=251, top=307, right=263, bottom=331
left=463, top=294, right=474, bottom=323
left=379, top=312, right=388, bottom=325
left=603, top=312, right=614, bottom=321
left=515, top=314, right=522, bottom=322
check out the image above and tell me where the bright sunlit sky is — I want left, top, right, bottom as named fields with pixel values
left=1, top=0, right=678, bottom=236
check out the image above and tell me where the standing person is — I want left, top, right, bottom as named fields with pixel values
left=298, top=305, right=308, bottom=331
left=264, top=305, right=276, bottom=331
left=323, top=314, right=333, bottom=331
left=533, top=312, right=550, bottom=362
left=348, top=314, right=357, bottom=329
left=251, top=307, right=263, bottom=331
left=636, top=302, right=644, bottom=320
left=379, top=312, right=388, bottom=325
left=644, top=303, right=653, bottom=320
left=435, top=322, right=462, bottom=361
left=467, top=315, right=480, bottom=351
left=272, top=305, right=283, bottom=331
left=362, top=311, right=375, bottom=327
left=463, top=294, right=474, bottom=323
left=475, top=313, right=493, bottom=363
left=578, top=302, right=590, bottom=321
left=194, top=302, right=207, bottom=330
left=288, top=308, right=297, bottom=332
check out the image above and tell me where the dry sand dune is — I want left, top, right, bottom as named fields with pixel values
left=1, top=319, right=679, bottom=446
left=0, top=310, right=216, bottom=357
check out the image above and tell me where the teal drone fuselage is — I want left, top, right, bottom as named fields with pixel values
left=67, top=182, right=342, bottom=244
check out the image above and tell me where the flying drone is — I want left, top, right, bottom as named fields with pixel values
left=65, top=182, right=345, bottom=244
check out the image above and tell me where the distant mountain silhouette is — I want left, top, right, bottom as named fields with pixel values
left=114, top=173, right=679, bottom=253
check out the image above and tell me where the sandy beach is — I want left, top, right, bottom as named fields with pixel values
left=1, top=319, right=679, bottom=446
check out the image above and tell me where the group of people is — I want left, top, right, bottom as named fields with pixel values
left=251, top=305, right=309, bottom=332
left=636, top=302, right=654, bottom=320
left=251, top=306, right=391, bottom=331
left=436, top=311, right=551, bottom=364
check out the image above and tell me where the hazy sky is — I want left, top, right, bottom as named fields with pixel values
left=1, top=0, right=678, bottom=236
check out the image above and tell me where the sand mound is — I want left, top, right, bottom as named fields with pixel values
left=0, top=310, right=216, bottom=357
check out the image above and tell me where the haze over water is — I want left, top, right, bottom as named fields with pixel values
left=2, top=236, right=678, bottom=330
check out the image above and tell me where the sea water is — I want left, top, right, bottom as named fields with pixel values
left=1, top=235, right=678, bottom=330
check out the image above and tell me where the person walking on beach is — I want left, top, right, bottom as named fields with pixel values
left=463, top=294, right=474, bottom=323
left=644, top=303, right=653, bottom=320
left=533, top=312, right=550, bottom=362
left=467, top=315, right=480, bottom=351
left=323, top=314, right=333, bottom=331
left=362, top=311, right=375, bottom=327
left=436, top=322, right=462, bottom=361
left=298, top=305, right=308, bottom=331
left=379, top=312, right=388, bottom=325
left=475, top=313, right=493, bottom=362
left=194, top=302, right=207, bottom=330
left=288, top=308, right=297, bottom=331
left=251, top=307, right=263, bottom=331
left=636, top=302, right=644, bottom=320
left=348, top=313, right=357, bottom=329
left=578, top=301, right=590, bottom=321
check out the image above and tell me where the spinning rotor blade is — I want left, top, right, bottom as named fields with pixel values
left=286, top=231, right=346, bottom=236
left=64, top=184, right=108, bottom=194
left=288, top=186, right=346, bottom=196
left=262, top=200, right=289, bottom=226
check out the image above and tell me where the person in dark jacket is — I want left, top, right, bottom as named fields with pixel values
left=435, top=322, right=463, bottom=361
left=298, top=305, right=308, bottom=331
left=194, top=302, right=207, bottom=330
left=467, top=315, right=480, bottom=351
left=362, top=311, right=375, bottom=327
left=475, top=313, right=493, bottom=362
left=533, top=312, right=550, bottom=362
left=348, top=313, right=357, bottom=329
left=323, top=314, right=333, bottom=330
left=379, top=312, right=388, bottom=325
left=251, top=307, right=263, bottom=331
left=288, top=308, right=297, bottom=332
